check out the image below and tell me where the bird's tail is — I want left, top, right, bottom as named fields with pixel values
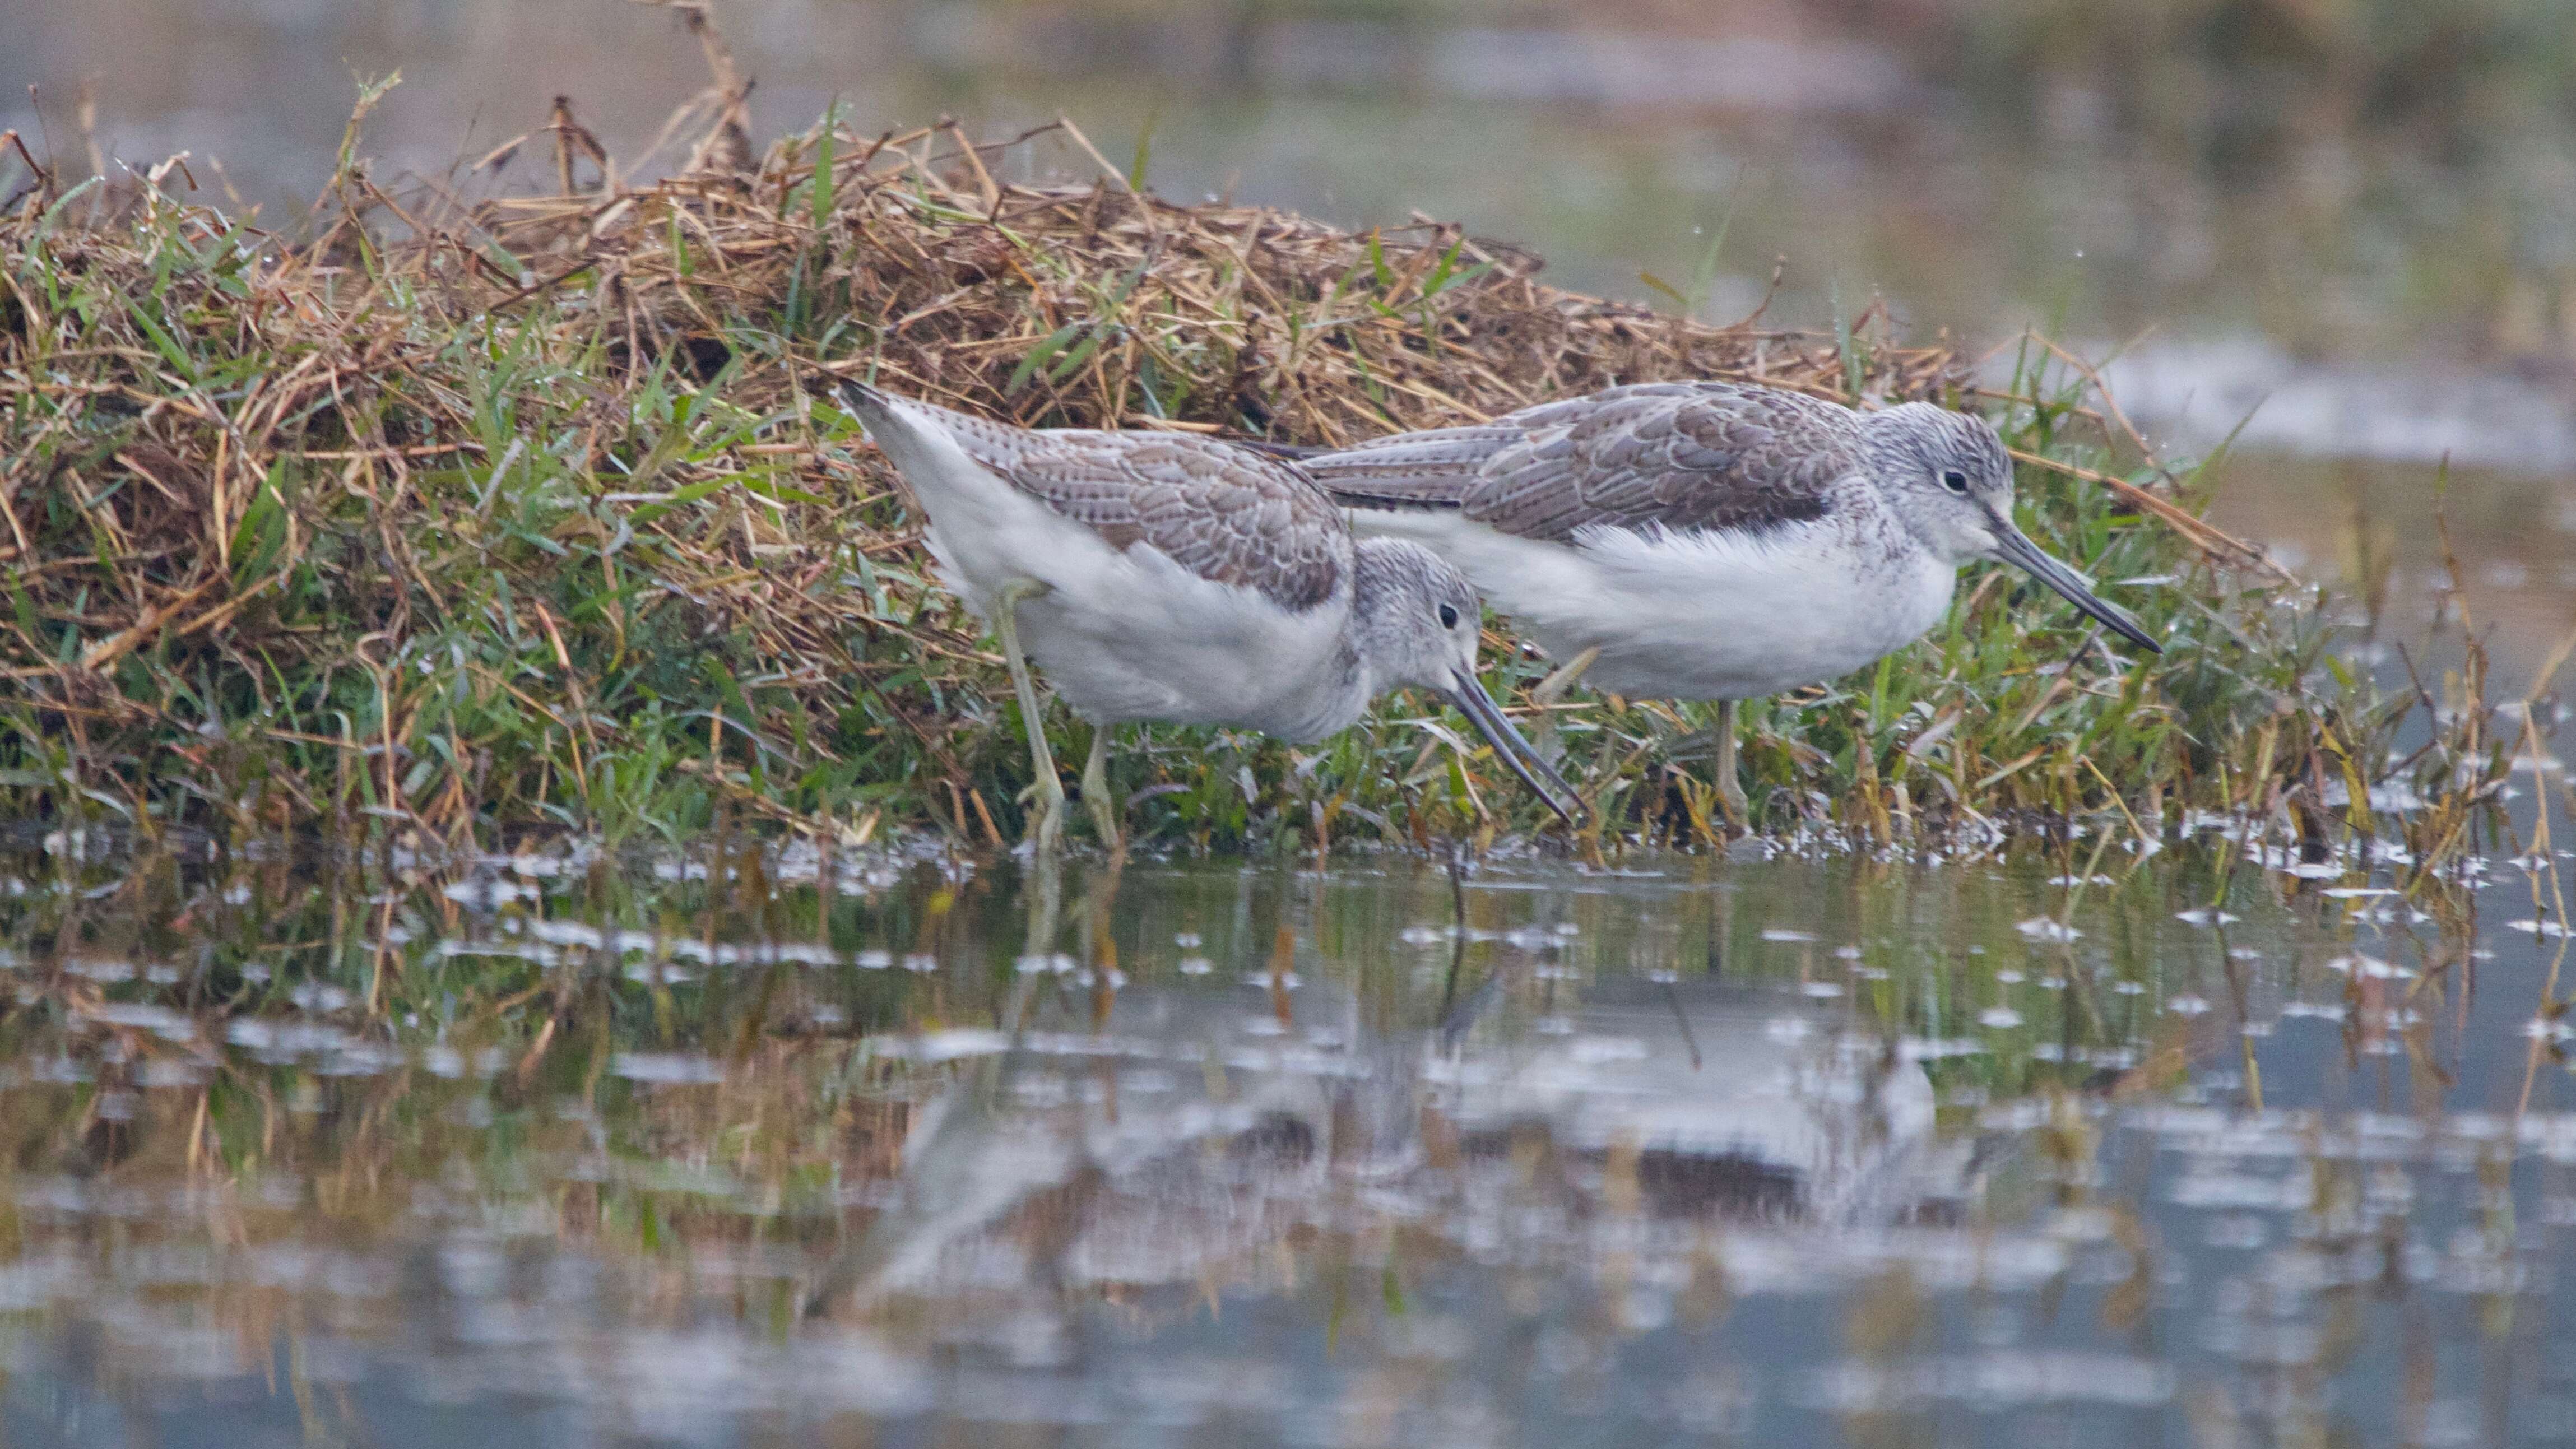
left=832, top=377, right=998, bottom=459
left=1233, top=431, right=1472, bottom=513
left=833, top=377, right=901, bottom=435
left=1315, top=482, right=1465, bottom=513
left=831, top=376, right=972, bottom=476
left=1231, top=437, right=1326, bottom=461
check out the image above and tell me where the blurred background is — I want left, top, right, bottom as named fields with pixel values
left=7, top=0, right=2574, bottom=662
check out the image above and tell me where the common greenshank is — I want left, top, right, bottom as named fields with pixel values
left=836, top=380, right=1579, bottom=851
left=1296, top=382, right=2160, bottom=821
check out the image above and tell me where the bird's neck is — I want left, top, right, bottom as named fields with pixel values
left=1253, top=634, right=1374, bottom=745
left=1858, top=422, right=1972, bottom=566
left=1341, top=540, right=1422, bottom=698
left=1347, top=538, right=1412, bottom=615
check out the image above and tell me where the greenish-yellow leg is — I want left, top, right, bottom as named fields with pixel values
left=1714, top=697, right=1749, bottom=827
left=994, top=579, right=1064, bottom=855
left=1080, top=722, right=1122, bottom=852
left=1528, top=644, right=1601, bottom=764
left=1020, top=847, right=1063, bottom=988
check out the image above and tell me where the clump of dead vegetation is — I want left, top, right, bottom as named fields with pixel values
left=0, top=26, right=2518, bottom=865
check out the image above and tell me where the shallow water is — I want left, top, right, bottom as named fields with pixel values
left=2, top=820, right=2572, bottom=1446
left=8, top=8, right=2576, bottom=1442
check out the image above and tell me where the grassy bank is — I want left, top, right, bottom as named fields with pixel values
left=0, top=80, right=2513, bottom=860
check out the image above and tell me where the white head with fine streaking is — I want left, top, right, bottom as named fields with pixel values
left=1348, top=539, right=1483, bottom=694
left=1862, top=403, right=2159, bottom=651
left=1348, top=538, right=1577, bottom=814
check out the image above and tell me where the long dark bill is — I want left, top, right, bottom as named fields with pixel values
left=1445, top=669, right=1584, bottom=826
left=1987, top=519, right=2162, bottom=654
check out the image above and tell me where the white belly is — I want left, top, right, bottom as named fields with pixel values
left=1350, top=512, right=1956, bottom=701
left=935, top=520, right=1361, bottom=739
left=890, top=445, right=1362, bottom=739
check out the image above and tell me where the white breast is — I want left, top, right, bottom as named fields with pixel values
left=1348, top=509, right=1956, bottom=701
left=887, top=424, right=1364, bottom=740
left=946, top=522, right=1362, bottom=739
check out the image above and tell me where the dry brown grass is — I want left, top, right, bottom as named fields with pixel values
left=0, top=22, right=2491, bottom=858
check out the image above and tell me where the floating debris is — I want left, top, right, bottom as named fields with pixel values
left=610, top=1053, right=727, bottom=1085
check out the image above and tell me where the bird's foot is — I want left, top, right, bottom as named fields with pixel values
left=1712, top=698, right=1749, bottom=835
left=1081, top=781, right=1122, bottom=856
left=1017, top=774, right=1069, bottom=856
left=1079, top=725, right=1123, bottom=854
left=1028, top=792, right=1065, bottom=857
left=1715, top=777, right=1749, bottom=834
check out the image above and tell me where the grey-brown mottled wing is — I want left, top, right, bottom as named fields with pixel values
left=874, top=389, right=1350, bottom=614
left=1305, top=381, right=1868, bottom=544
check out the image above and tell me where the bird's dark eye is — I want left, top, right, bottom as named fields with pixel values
left=1437, top=603, right=1461, bottom=629
left=1941, top=469, right=1971, bottom=494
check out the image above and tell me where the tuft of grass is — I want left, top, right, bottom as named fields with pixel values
left=0, top=40, right=2518, bottom=861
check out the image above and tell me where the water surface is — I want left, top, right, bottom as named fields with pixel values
left=2, top=823, right=2571, bottom=1445
left=7, top=7, right=2576, bottom=1438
